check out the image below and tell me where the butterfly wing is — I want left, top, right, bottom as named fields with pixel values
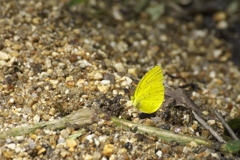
left=132, top=66, right=164, bottom=114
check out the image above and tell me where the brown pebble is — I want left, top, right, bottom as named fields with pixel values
left=66, top=139, right=77, bottom=152
left=3, top=150, right=15, bottom=158
left=102, top=144, right=114, bottom=157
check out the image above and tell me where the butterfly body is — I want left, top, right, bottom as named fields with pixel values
left=131, top=66, right=164, bottom=114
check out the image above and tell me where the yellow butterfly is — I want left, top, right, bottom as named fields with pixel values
left=131, top=66, right=164, bottom=114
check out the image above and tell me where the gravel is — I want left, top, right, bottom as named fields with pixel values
left=0, top=0, right=240, bottom=159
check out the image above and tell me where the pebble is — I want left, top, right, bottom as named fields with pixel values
left=207, top=120, right=216, bottom=125
left=5, top=143, right=16, bottom=150
left=27, top=138, right=36, bottom=149
left=217, top=21, right=228, bottom=30
left=93, top=151, right=102, bottom=160
left=83, top=154, right=93, bottom=160
left=33, top=114, right=40, bottom=123
left=120, top=77, right=132, bottom=87
left=97, top=85, right=109, bottom=94
left=79, top=60, right=92, bottom=68
left=61, top=129, right=70, bottom=139
left=66, top=139, right=77, bottom=152
left=213, top=11, right=227, bottom=22
left=0, top=51, right=10, bottom=60
left=93, top=72, right=103, bottom=80
left=100, top=80, right=110, bottom=85
left=128, top=68, right=137, bottom=77
left=114, top=63, right=126, bottom=73
left=49, top=79, right=59, bottom=88
left=38, top=147, right=46, bottom=155
left=3, top=150, right=15, bottom=158
left=213, top=49, right=222, bottom=58
left=156, top=150, right=162, bottom=158
left=102, top=144, right=114, bottom=157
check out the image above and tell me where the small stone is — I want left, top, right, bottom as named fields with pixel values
left=94, top=138, right=100, bottom=147
left=112, top=90, right=118, bottom=96
left=202, top=111, right=209, bottom=116
left=121, top=77, right=132, bottom=87
left=213, top=11, right=227, bottom=22
left=61, top=129, right=70, bottom=139
left=66, top=139, right=77, bottom=152
left=93, top=151, right=102, bottom=160
left=114, top=63, right=126, bottom=73
left=33, top=114, right=40, bottom=123
left=100, top=80, right=110, bottom=85
left=102, top=144, right=114, bottom=157
left=188, top=141, right=198, bottom=148
left=86, top=134, right=94, bottom=143
left=58, top=136, right=65, bottom=144
left=209, top=71, right=216, bottom=78
left=3, top=150, right=15, bottom=158
left=49, top=79, right=59, bottom=88
left=207, top=120, right=215, bottom=125
left=0, top=51, right=10, bottom=60
left=0, top=60, right=7, bottom=66
left=38, top=147, right=46, bottom=155
left=66, top=76, right=74, bottom=82
left=94, top=72, right=103, bottom=80
left=9, top=98, right=15, bottom=103
left=27, top=138, right=36, bottom=149
left=156, top=150, right=162, bottom=158
left=60, top=150, right=68, bottom=158
left=83, top=154, right=93, bottom=160
left=49, top=108, right=56, bottom=116
left=32, top=17, right=41, bottom=24
left=97, top=85, right=109, bottom=94
left=213, top=49, right=222, bottom=58
left=79, top=60, right=92, bottom=68
left=5, top=143, right=16, bottom=150
left=217, top=21, right=228, bottom=30
left=52, top=51, right=59, bottom=56
left=119, top=148, right=127, bottom=154
left=128, top=68, right=137, bottom=78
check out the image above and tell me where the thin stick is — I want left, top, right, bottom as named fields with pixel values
left=214, top=110, right=239, bottom=140
left=0, top=108, right=94, bottom=139
left=192, top=111, right=226, bottom=143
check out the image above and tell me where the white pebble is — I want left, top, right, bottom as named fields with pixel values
left=114, top=62, right=126, bottom=73
left=156, top=150, right=162, bottom=158
left=213, top=49, right=222, bottom=58
left=9, top=98, right=15, bottom=103
left=0, top=51, right=10, bottom=60
left=86, top=134, right=94, bottom=143
left=94, top=72, right=103, bottom=80
left=58, top=136, right=65, bottom=144
left=209, top=71, right=216, bottom=78
left=5, top=143, right=16, bottom=150
left=79, top=60, right=92, bottom=68
left=121, top=77, right=132, bottom=87
left=65, top=89, right=69, bottom=94
left=217, top=21, right=228, bottom=30
left=27, top=139, right=36, bottom=149
left=94, top=138, right=100, bottom=147
left=0, top=60, right=7, bottom=66
left=207, top=119, right=216, bottom=125
left=100, top=80, right=110, bottom=85
left=33, top=114, right=40, bottom=123
left=52, top=51, right=59, bottom=56
left=112, top=90, right=118, bottom=96
left=98, top=135, right=107, bottom=142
